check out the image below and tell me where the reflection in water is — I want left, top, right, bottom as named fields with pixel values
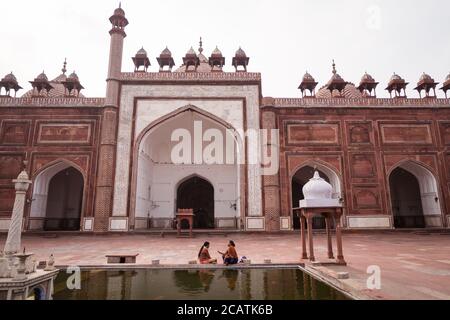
left=221, top=269, right=239, bottom=291
left=173, top=270, right=215, bottom=293
left=53, top=268, right=349, bottom=300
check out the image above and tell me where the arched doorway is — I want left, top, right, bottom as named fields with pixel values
left=133, top=106, right=241, bottom=230
left=30, top=162, right=84, bottom=231
left=291, top=164, right=341, bottom=230
left=389, top=161, right=442, bottom=228
left=177, top=176, right=214, bottom=229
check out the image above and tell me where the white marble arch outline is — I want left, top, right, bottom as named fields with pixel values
left=29, top=160, right=85, bottom=229
left=387, top=159, right=443, bottom=225
left=129, top=104, right=245, bottom=227
left=290, top=160, right=343, bottom=202
left=112, top=84, right=262, bottom=221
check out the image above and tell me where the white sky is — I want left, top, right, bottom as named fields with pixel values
left=1, top=0, right=449, bottom=98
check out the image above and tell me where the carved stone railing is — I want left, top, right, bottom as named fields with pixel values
left=0, top=97, right=105, bottom=107
left=121, top=71, right=261, bottom=82
left=271, top=97, right=450, bottom=108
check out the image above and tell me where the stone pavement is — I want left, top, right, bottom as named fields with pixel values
left=1, top=232, right=450, bottom=300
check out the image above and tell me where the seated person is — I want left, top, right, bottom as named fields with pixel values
left=198, top=242, right=217, bottom=264
left=218, top=240, right=239, bottom=266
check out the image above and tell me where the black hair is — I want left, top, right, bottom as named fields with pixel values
left=229, top=240, right=235, bottom=247
left=198, top=241, right=210, bottom=258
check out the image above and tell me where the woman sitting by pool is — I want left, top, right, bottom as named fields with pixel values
left=218, top=240, right=239, bottom=266
left=198, top=242, right=217, bottom=264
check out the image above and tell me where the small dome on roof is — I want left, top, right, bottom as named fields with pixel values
left=36, top=71, right=48, bottom=81
left=161, top=47, right=172, bottom=56
left=303, top=72, right=315, bottom=82
left=419, top=72, right=433, bottom=82
left=22, top=60, right=85, bottom=98
left=3, top=72, right=18, bottom=82
left=390, top=73, right=403, bottom=81
left=235, top=47, right=247, bottom=57
left=302, top=171, right=333, bottom=200
left=331, top=73, right=344, bottom=81
left=114, top=7, right=125, bottom=16
left=361, top=72, right=375, bottom=82
left=211, top=46, right=223, bottom=56
left=136, top=47, right=147, bottom=56
left=316, top=83, right=363, bottom=99
left=68, top=71, right=79, bottom=81
left=186, top=47, right=197, bottom=56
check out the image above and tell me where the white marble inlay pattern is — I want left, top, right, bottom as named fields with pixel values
left=112, top=84, right=262, bottom=218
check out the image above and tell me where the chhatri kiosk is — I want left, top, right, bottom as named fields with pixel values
left=298, top=171, right=346, bottom=265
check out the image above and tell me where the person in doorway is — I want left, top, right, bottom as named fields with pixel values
left=198, top=241, right=217, bottom=264
left=218, top=240, right=239, bottom=266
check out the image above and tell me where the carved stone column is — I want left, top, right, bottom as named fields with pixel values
left=306, top=213, right=315, bottom=262
left=300, top=210, right=308, bottom=260
left=325, top=214, right=335, bottom=259
left=4, top=170, right=31, bottom=255
left=335, top=209, right=346, bottom=265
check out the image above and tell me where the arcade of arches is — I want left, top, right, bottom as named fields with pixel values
left=290, top=160, right=443, bottom=230
left=23, top=158, right=444, bottom=232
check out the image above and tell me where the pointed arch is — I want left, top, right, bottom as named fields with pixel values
left=29, top=160, right=85, bottom=231
left=176, top=174, right=215, bottom=229
left=290, top=160, right=343, bottom=230
left=130, top=104, right=243, bottom=230
left=388, top=159, right=443, bottom=228
left=135, top=104, right=244, bottom=157
left=290, top=160, right=342, bottom=200
left=175, top=173, right=215, bottom=193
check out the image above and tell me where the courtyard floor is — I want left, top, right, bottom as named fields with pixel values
left=1, top=231, right=450, bottom=300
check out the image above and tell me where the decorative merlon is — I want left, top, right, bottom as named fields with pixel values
left=121, top=71, right=261, bottom=82
left=0, top=97, right=105, bottom=107
left=270, top=97, right=450, bottom=108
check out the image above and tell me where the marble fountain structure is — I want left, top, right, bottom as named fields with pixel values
left=0, top=167, right=59, bottom=300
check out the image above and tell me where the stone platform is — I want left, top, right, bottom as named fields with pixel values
left=1, top=232, right=450, bottom=300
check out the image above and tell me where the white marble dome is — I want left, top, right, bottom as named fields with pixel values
left=302, top=171, right=332, bottom=200
left=299, top=171, right=341, bottom=208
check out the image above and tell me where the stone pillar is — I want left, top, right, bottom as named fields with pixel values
left=261, top=106, right=281, bottom=231
left=93, top=7, right=128, bottom=232
left=335, top=210, right=346, bottom=265
left=4, top=170, right=31, bottom=255
left=300, top=212, right=308, bottom=260
left=325, top=214, right=335, bottom=259
left=306, top=213, right=315, bottom=262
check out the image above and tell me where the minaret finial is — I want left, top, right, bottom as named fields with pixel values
left=332, top=59, right=336, bottom=75
left=62, top=58, right=67, bottom=75
left=119, top=2, right=121, bottom=9
left=199, top=37, right=203, bottom=53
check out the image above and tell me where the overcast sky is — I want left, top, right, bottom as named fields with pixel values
left=1, top=0, right=449, bottom=98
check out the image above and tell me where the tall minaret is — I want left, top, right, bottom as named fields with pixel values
left=93, top=4, right=128, bottom=232
left=106, top=3, right=128, bottom=103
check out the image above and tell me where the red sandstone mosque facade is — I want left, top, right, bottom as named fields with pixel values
left=1, top=6, right=450, bottom=233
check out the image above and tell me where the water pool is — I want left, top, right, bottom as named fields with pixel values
left=53, top=268, right=349, bottom=300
